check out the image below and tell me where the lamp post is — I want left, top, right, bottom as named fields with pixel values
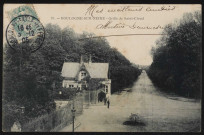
left=18, top=106, right=25, bottom=132
left=19, top=106, right=25, bottom=121
left=88, top=90, right=90, bottom=106
left=71, top=104, right=76, bottom=132
left=71, top=89, right=76, bottom=132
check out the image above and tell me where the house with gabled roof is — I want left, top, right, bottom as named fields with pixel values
left=61, top=55, right=111, bottom=100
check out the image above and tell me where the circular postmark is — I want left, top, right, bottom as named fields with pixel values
left=6, top=15, right=45, bottom=53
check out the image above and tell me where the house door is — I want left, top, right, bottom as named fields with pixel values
left=98, top=91, right=106, bottom=102
left=81, top=84, right=87, bottom=90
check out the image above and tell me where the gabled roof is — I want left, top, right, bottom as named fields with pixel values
left=84, top=63, right=109, bottom=78
left=61, top=62, right=109, bottom=79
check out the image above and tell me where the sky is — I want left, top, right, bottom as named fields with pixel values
left=3, top=4, right=201, bottom=65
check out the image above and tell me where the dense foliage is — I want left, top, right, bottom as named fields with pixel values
left=3, top=24, right=141, bottom=131
left=147, top=11, right=201, bottom=98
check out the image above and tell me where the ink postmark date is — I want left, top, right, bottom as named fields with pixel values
left=6, top=15, right=45, bottom=53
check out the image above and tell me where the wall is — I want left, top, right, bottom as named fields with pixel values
left=21, top=92, right=84, bottom=132
left=63, top=80, right=78, bottom=88
left=54, top=100, right=69, bottom=110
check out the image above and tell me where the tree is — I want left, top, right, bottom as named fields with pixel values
left=147, top=11, right=201, bottom=98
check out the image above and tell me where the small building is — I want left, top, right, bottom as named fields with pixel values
left=54, top=100, right=69, bottom=110
left=61, top=55, right=111, bottom=101
left=11, top=121, right=21, bottom=132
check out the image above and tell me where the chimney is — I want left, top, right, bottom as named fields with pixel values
left=89, top=55, right=92, bottom=64
left=80, top=55, right=83, bottom=64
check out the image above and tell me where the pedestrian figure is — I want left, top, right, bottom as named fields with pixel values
left=107, top=99, right=110, bottom=109
left=104, top=97, right=107, bottom=105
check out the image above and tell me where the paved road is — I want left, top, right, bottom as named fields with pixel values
left=60, top=71, right=201, bottom=132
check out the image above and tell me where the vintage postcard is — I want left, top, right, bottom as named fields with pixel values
left=2, top=4, right=201, bottom=132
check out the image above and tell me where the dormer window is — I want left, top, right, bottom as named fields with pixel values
left=81, top=72, right=86, bottom=77
left=81, top=71, right=87, bottom=80
left=80, top=71, right=87, bottom=80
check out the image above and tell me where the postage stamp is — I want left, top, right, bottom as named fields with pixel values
left=6, top=5, right=38, bottom=19
left=6, top=5, right=45, bottom=52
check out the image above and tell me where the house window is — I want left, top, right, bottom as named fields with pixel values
left=64, top=83, right=67, bottom=88
left=69, top=85, right=74, bottom=88
left=105, top=85, right=108, bottom=93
